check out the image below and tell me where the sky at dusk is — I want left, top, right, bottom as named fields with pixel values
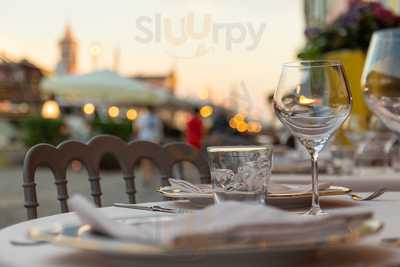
left=0, top=0, right=305, bottom=120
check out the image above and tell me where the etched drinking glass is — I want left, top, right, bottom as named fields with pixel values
left=207, top=146, right=272, bottom=204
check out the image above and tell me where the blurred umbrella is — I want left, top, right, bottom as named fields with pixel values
left=164, top=96, right=210, bottom=110
left=40, top=70, right=169, bottom=106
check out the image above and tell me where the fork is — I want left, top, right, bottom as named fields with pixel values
left=349, top=188, right=386, bottom=201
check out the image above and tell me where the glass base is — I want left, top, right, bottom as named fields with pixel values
left=304, top=206, right=327, bottom=216
left=213, top=191, right=266, bottom=204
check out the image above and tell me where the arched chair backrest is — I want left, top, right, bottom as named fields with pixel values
left=22, top=135, right=210, bottom=220
left=163, top=143, right=211, bottom=184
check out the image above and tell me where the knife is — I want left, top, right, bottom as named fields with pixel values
left=113, top=203, right=187, bottom=213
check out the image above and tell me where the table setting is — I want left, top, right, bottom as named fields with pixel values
left=158, top=178, right=351, bottom=208
left=26, top=195, right=381, bottom=256
left=2, top=193, right=400, bottom=267
left=4, top=28, right=400, bottom=267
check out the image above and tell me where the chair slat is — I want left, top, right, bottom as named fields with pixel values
left=22, top=135, right=210, bottom=219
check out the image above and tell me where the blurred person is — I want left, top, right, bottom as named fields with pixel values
left=64, top=107, right=90, bottom=141
left=185, top=107, right=204, bottom=149
left=136, top=106, right=163, bottom=143
left=135, top=106, right=163, bottom=185
left=210, top=108, right=230, bottom=134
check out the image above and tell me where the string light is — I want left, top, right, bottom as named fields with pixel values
left=41, top=100, right=60, bottom=119
left=236, top=121, right=249, bottom=133
left=200, top=105, right=213, bottom=118
left=83, top=103, right=95, bottom=115
left=229, top=118, right=237, bottom=129
left=108, top=106, right=119, bottom=118
left=126, top=108, right=138, bottom=120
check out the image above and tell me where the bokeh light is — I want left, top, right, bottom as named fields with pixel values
left=18, top=103, right=30, bottom=113
left=83, top=103, right=95, bottom=115
left=126, top=108, right=138, bottom=120
left=200, top=105, right=213, bottom=118
left=71, top=160, right=82, bottom=172
left=248, top=121, right=262, bottom=133
left=229, top=118, right=237, bottom=128
left=41, top=100, right=60, bottom=119
left=237, top=121, right=249, bottom=132
left=228, top=113, right=262, bottom=134
left=229, top=113, right=250, bottom=132
left=108, top=106, right=119, bottom=118
left=233, top=113, right=245, bottom=122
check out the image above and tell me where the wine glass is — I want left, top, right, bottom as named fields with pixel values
left=273, top=60, right=352, bottom=215
left=342, top=114, right=367, bottom=146
left=362, top=29, right=400, bottom=144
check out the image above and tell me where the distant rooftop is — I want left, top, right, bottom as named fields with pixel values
left=130, top=70, right=176, bottom=94
left=0, top=54, right=50, bottom=75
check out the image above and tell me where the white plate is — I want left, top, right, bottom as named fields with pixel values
left=158, top=185, right=352, bottom=209
left=28, top=215, right=382, bottom=259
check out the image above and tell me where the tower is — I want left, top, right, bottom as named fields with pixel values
left=55, top=24, right=78, bottom=75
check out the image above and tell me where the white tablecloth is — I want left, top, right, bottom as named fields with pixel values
left=2, top=195, right=400, bottom=267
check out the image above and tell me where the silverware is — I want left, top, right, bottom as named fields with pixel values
left=113, top=203, right=189, bottom=213
left=381, top=237, right=400, bottom=247
left=349, top=188, right=386, bottom=201
left=9, top=238, right=48, bottom=246
left=10, top=224, right=62, bottom=246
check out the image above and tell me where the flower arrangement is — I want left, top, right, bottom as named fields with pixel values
left=298, top=0, right=400, bottom=59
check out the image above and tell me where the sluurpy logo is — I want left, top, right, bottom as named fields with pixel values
left=134, top=13, right=266, bottom=59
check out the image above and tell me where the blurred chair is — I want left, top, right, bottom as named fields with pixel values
left=164, top=143, right=210, bottom=184
left=22, top=135, right=210, bottom=219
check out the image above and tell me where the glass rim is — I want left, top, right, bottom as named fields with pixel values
left=207, top=145, right=272, bottom=153
left=373, top=28, right=400, bottom=40
left=282, top=60, right=342, bottom=68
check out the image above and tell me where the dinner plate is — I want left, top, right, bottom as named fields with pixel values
left=28, top=215, right=383, bottom=259
left=158, top=185, right=352, bottom=209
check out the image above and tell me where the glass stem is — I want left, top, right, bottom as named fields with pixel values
left=311, top=152, right=320, bottom=211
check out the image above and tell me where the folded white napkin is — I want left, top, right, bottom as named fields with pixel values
left=168, top=178, right=332, bottom=195
left=68, top=195, right=372, bottom=249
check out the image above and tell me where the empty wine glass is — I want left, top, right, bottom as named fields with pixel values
left=362, top=29, right=400, bottom=147
left=273, top=60, right=352, bottom=215
left=343, top=114, right=367, bottom=146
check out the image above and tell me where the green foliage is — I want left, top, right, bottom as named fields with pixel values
left=298, top=1, right=400, bottom=59
left=91, top=118, right=133, bottom=141
left=21, top=117, right=68, bottom=147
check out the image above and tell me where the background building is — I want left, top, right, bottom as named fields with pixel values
left=55, top=25, right=78, bottom=75
left=0, top=55, right=44, bottom=116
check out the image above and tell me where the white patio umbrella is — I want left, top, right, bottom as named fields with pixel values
left=166, top=96, right=209, bottom=110
left=40, top=70, right=169, bottom=106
